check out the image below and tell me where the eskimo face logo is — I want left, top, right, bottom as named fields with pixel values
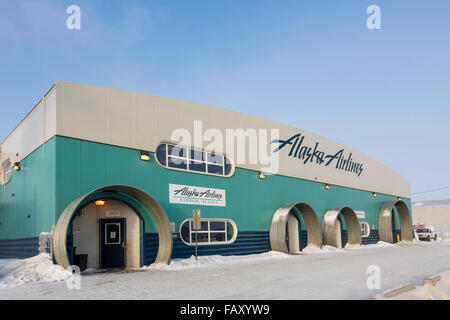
left=272, top=133, right=364, bottom=177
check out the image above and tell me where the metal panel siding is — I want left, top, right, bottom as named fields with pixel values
left=54, top=81, right=410, bottom=198
left=1, top=136, right=412, bottom=244
left=54, top=136, right=410, bottom=234
left=1, top=82, right=410, bottom=198
left=362, top=230, right=380, bottom=245
left=0, top=138, right=57, bottom=240
left=172, top=231, right=270, bottom=259
left=143, top=231, right=270, bottom=265
left=143, top=233, right=159, bottom=265
left=299, top=230, right=308, bottom=251
left=0, top=236, right=39, bottom=259
left=0, top=86, right=57, bottom=165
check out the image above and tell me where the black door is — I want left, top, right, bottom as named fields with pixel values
left=100, top=219, right=126, bottom=269
left=337, top=216, right=346, bottom=248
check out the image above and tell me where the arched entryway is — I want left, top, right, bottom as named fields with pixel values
left=72, top=199, right=143, bottom=269
left=270, top=203, right=322, bottom=254
left=378, top=200, right=413, bottom=243
left=322, top=207, right=361, bottom=248
left=53, top=185, right=173, bottom=269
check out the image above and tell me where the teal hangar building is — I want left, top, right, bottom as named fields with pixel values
left=0, top=81, right=413, bottom=270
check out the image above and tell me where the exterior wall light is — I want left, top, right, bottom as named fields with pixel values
left=258, top=172, right=266, bottom=179
left=13, top=162, right=20, bottom=171
left=397, top=197, right=402, bottom=201
left=372, top=192, right=377, bottom=197
left=324, top=184, right=330, bottom=190
left=140, top=151, right=150, bottom=161
left=95, top=200, right=105, bottom=206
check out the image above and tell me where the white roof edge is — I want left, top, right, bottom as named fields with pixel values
left=0, top=83, right=57, bottom=146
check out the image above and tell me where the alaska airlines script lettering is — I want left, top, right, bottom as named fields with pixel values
left=173, top=187, right=223, bottom=200
left=272, top=134, right=364, bottom=177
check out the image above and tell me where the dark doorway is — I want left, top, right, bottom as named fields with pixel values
left=285, top=211, right=301, bottom=253
left=337, top=215, right=346, bottom=248
left=100, top=218, right=126, bottom=269
left=391, top=209, right=400, bottom=243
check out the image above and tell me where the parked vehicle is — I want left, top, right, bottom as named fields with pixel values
left=415, top=228, right=437, bottom=241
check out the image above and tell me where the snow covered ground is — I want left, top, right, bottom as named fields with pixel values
left=374, top=272, right=450, bottom=300
left=1, top=240, right=450, bottom=299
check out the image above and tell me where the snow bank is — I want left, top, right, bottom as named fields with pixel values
left=0, top=254, right=72, bottom=288
left=144, top=251, right=290, bottom=271
left=305, top=241, right=395, bottom=254
left=376, top=271, right=450, bottom=300
left=144, top=241, right=402, bottom=271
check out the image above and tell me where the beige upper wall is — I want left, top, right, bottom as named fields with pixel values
left=0, top=85, right=56, bottom=168
left=0, top=81, right=411, bottom=197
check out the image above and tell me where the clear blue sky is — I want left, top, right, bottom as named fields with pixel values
left=0, top=0, right=449, bottom=201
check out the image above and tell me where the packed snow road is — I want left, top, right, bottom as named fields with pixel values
left=1, top=240, right=450, bottom=300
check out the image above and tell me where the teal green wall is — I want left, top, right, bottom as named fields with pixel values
left=0, top=135, right=411, bottom=240
left=0, top=138, right=56, bottom=239
left=54, top=136, right=411, bottom=235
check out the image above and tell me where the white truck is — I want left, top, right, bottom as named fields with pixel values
left=415, top=228, right=438, bottom=241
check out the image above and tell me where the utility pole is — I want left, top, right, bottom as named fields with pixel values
left=192, top=209, right=201, bottom=261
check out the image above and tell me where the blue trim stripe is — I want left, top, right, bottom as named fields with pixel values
left=362, top=230, right=380, bottom=245
left=143, top=233, right=159, bottom=265
left=143, top=229, right=383, bottom=265
left=66, top=234, right=74, bottom=265
left=299, top=230, right=308, bottom=251
left=143, top=231, right=270, bottom=265
left=0, top=236, right=39, bottom=259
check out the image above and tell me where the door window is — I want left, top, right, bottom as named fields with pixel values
left=105, top=223, right=121, bottom=244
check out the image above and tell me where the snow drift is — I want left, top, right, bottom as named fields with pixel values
left=0, top=253, right=72, bottom=288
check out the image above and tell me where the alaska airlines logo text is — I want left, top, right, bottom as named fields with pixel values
left=173, top=187, right=223, bottom=201
left=272, top=134, right=364, bottom=177
left=169, top=184, right=226, bottom=207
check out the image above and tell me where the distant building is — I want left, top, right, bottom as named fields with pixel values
left=412, top=200, right=450, bottom=237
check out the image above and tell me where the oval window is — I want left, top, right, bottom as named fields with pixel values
left=179, top=219, right=238, bottom=246
left=156, top=143, right=234, bottom=177
left=0, top=159, right=12, bottom=185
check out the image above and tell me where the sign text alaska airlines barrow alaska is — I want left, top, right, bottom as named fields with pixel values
left=169, top=184, right=226, bottom=207
left=272, top=133, right=364, bottom=177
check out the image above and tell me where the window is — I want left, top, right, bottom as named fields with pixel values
left=179, top=218, right=238, bottom=246
left=155, top=143, right=234, bottom=177
left=0, top=159, right=12, bottom=185
left=105, top=223, right=121, bottom=244
left=360, top=222, right=371, bottom=237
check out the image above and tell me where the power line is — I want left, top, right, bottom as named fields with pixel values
left=412, top=185, right=450, bottom=195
